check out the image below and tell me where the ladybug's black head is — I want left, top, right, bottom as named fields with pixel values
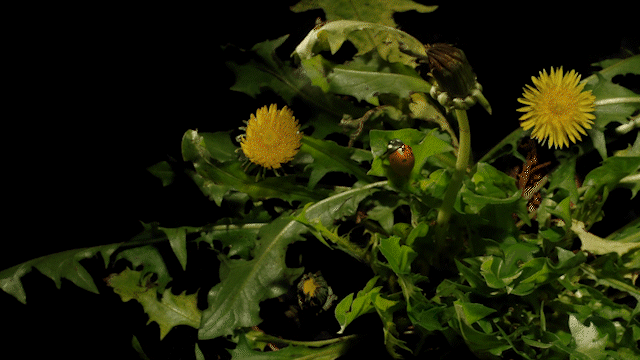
left=386, top=139, right=405, bottom=154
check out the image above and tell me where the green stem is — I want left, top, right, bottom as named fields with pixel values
left=435, top=109, right=471, bottom=247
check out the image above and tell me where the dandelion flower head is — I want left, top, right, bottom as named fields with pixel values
left=239, top=104, right=303, bottom=169
left=517, top=67, right=596, bottom=149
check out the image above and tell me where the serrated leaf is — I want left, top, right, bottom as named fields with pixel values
left=454, top=300, right=497, bottom=326
left=300, top=52, right=431, bottom=105
left=572, top=220, right=640, bottom=256
left=0, top=243, right=120, bottom=304
left=583, top=55, right=640, bottom=159
left=106, top=268, right=201, bottom=340
left=199, top=181, right=384, bottom=340
left=225, top=36, right=365, bottom=139
left=147, top=161, right=175, bottom=187
left=291, top=1, right=437, bottom=29
left=116, top=244, right=172, bottom=293
left=299, top=136, right=374, bottom=188
left=379, top=236, right=417, bottom=275
left=459, top=163, right=528, bottom=221
left=182, top=129, right=329, bottom=205
left=335, top=276, right=381, bottom=334
left=293, top=19, right=430, bottom=67
left=160, top=227, right=188, bottom=271
left=568, top=314, right=609, bottom=360
left=230, top=332, right=355, bottom=360
left=368, top=128, right=453, bottom=178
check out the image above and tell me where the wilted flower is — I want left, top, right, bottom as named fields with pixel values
left=517, top=67, right=596, bottom=149
left=238, top=104, right=303, bottom=169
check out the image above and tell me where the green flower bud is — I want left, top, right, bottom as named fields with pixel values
left=425, top=43, right=492, bottom=114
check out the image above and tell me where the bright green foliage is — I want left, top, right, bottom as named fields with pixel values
left=230, top=332, right=356, bottom=360
left=0, top=243, right=120, bottom=304
left=3, top=4, right=640, bottom=360
left=299, top=136, right=374, bottom=188
left=106, top=268, right=201, bottom=340
left=301, top=52, right=431, bottom=106
left=294, top=20, right=428, bottom=67
left=583, top=55, right=640, bottom=159
left=290, top=0, right=437, bottom=27
left=335, top=276, right=384, bottom=333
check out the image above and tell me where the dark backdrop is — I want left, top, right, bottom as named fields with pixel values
left=3, top=2, right=637, bottom=359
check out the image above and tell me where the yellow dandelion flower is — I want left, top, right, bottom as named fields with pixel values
left=517, top=67, right=596, bottom=149
left=239, top=104, right=303, bottom=169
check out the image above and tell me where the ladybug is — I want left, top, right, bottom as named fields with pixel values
left=386, top=139, right=415, bottom=176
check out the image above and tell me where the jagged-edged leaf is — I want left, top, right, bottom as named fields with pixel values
left=147, top=161, right=175, bottom=187
left=378, top=236, right=417, bottom=275
left=0, top=243, right=120, bottom=304
left=299, top=136, right=374, bottom=188
left=301, top=52, right=431, bottom=105
left=116, top=244, right=172, bottom=293
left=368, top=128, right=453, bottom=178
left=106, top=268, right=201, bottom=340
left=335, top=276, right=382, bottom=334
left=568, top=314, right=609, bottom=360
left=293, top=19, right=430, bottom=67
left=459, top=162, right=529, bottom=225
left=229, top=332, right=355, bottom=359
left=290, top=1, right=437, bottom=30
left=198, top=215, right=306, bottom=340
left=583, top=55, right=640, bottom=159
left=182, top=129, right=329, bottom=205
left=199, top=181, right=385, bottom=340
left=572, top=220, right=640, bottom=256
left=225, top=36, right=365, bottom=139
left=197, top=223, right=264, bottom=260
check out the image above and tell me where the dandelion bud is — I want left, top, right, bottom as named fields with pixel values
left=426, top=43, right=476, bottom=98
left=426, top=43, right=491, bottom=114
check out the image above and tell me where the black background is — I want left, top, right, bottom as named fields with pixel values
left=3, top=2, right=637, bottom=359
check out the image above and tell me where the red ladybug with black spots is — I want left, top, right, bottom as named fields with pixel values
left=386, top=139, right=415, bottom=176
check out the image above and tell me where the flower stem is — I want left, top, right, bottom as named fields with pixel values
left=435, top=109, right=470, bottom=250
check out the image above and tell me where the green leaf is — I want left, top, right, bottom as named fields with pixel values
left=160, top=227, right=188, bottom=271
left=290, top=1, right=437, bottom=27
left=368, top=128, right=453, bottom=178
left=454, top=300, right=497, bottom=325
left=378, top=236, right=417, bottom=275
left=293, top=19, right=431, bottom=67
left=453, top=301, right=511, bottom=355
left=116, top=244, right=172, bottom=293
left=572, top=220, right=640, bottom=256
left=229, top=332, right=355, bottom=360
left=335, top=276, right=382, bottom=334
left=583, top=55, right=640, bottom=159
left=300, top=52, right=431, bottom=105
left=225, top=36, right=365, bottom=139
left=0, top=243, right=120, bottom=304
left=299, top=136, right=374, bottom=188
left=568, top=314, right=609, bottom=360
left=106, top=268, right=201, bottom=340
left=199, top=181, right=384, bottom=340
left=147, top=161, right=175, bottom=187
left=198, top=215, right=306, bottom=340
left=182, top=129, right=329, bottom=205
left=459, top=163, right=528, bottom=222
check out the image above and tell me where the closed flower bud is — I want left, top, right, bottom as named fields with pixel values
left=401, top=42, right=491, bottom=114
left=426, top=43, right=476, bottom=99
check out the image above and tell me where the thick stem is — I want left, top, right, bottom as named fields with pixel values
left=435, top=109, right=470, bottom=248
